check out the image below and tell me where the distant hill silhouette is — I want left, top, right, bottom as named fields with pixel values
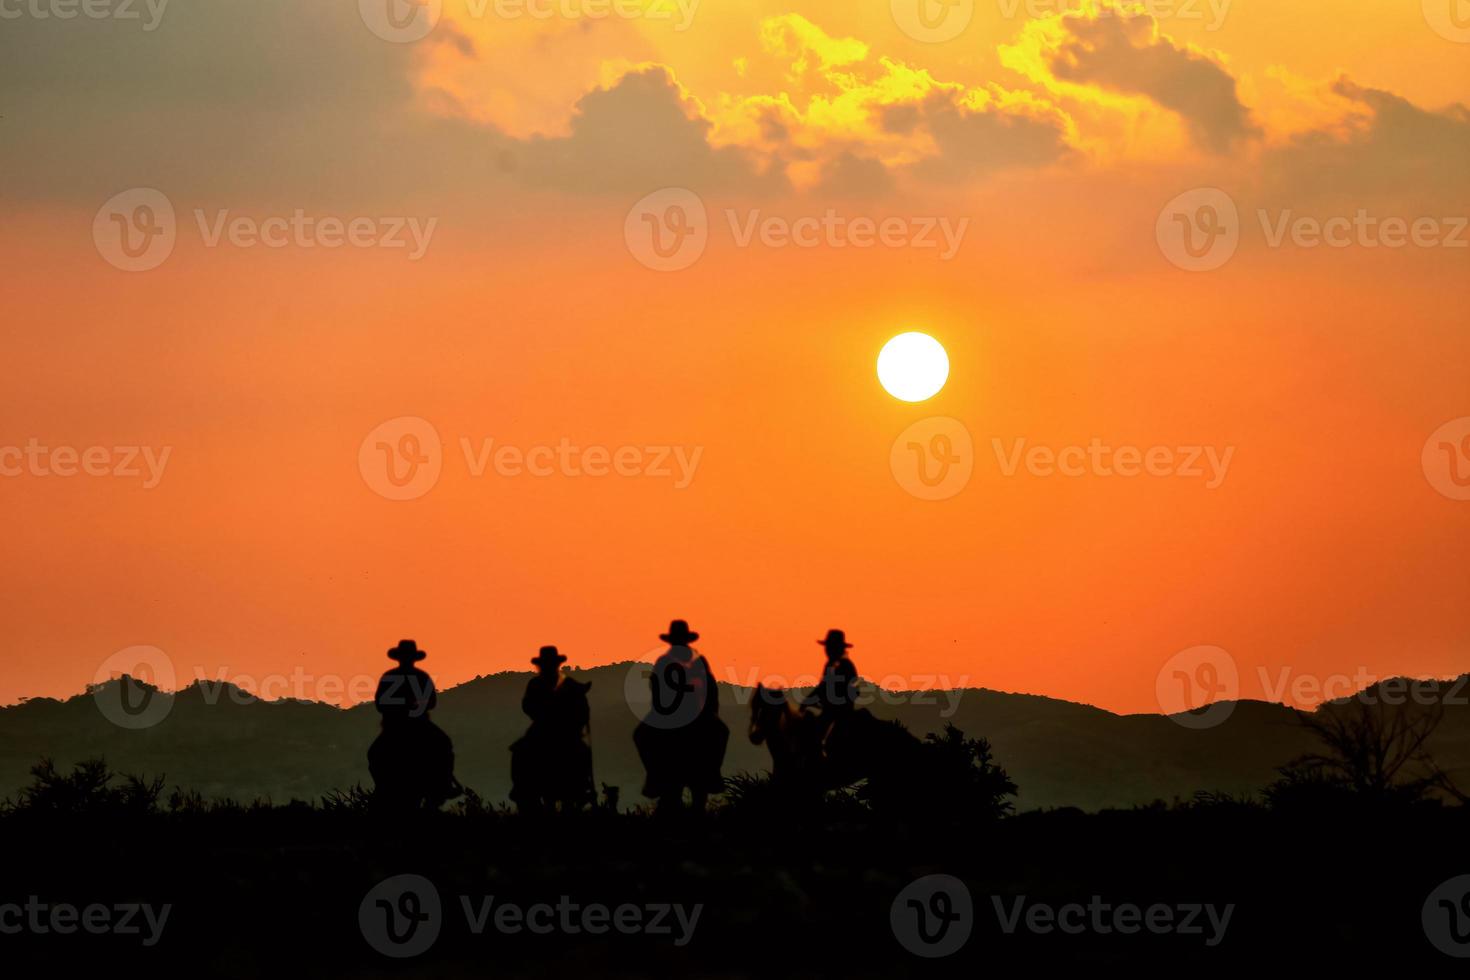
left=3, top=665, right=1467, bottom=810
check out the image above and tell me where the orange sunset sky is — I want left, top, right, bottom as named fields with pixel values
left=1, top=0, right=1466, bottom=714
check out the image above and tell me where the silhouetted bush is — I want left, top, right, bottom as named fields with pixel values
left=13, top=757, right=164, bottom=815
left=1266, top=699, right=1462, bottom=809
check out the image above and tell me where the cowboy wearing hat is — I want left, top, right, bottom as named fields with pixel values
left=368, top=639, right=459, bottom=812
left=375, top=639, right=438, bottom=722
left=510, top=646, right=594, bottom=814
left=802, top=628, right=859, bottom=723
left=520, top=644, right=571, bottom=723
left=634, top=619, right=728, bottom=814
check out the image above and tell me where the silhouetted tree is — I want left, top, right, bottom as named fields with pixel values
left=1268, top=699, right=1462, bottom=807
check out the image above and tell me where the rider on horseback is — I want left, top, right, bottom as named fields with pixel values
left=803, top=629, right=859, bottom=722
left=801, top=629, right=867, bottom=771
left=634, top=619, right=729, bottom=814
left=510, top=646, right=594, bottom=814
left=368, top=639, right=460, bottom=812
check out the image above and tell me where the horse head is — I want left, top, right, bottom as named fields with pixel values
left=749, top=683, right=795, bottom=745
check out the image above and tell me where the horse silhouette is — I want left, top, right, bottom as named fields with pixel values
left=749, top=682, right=922, bottom=798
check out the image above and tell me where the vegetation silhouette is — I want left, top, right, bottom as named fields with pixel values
left=3, top=639, right=1466, bottom=971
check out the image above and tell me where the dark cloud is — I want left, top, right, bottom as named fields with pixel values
left=510, top=67, right=784, bottom=195
left=815, top=150, right=895, bottom=198
left=1048, top=9, right=1257, bottom=153
left=908, top=92, right=1073, bottom=182
left=1262, top=80, right=1470, bottom=206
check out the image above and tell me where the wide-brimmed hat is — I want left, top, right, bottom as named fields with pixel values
left=531, top=645, right=567, bottom=668
left=659, top=619, right=700, bottom=645
left=818, top=629, right=853, bottom=650
left=387, top=639, right=426, bottom=663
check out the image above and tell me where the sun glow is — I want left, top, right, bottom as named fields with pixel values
left=877, top=332, right=949, bottom=402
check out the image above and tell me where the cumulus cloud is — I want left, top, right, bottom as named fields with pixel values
left=1051, top=9, right=1255, bottom=151
left=1261, top=79, right=1470, bottom=206
left=1003, top=3, right=1256, bottom=154
left=906, top=91, right=1074, bottom=182
left=508, top=66, right=785, bottom=195
left=711, top=15, right=1073, bottom=191
left=0, top=0, right=483, bottom=207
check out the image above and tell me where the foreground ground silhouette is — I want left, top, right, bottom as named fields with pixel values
left=1, top=758, right=1465, bottom=973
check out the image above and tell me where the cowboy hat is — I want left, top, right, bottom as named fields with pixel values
left=818, top=629, right=853, bottom=649
left=659, top=619, right=700, bottom=645
left=387, top=639, right=427, bottom=663
left=531, top=645, right=567, bottom=667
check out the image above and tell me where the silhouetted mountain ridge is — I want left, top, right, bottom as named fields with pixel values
left=4, top=665, right=1467, bottom=810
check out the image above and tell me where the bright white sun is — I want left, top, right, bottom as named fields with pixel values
left=877, top=332, right=949, bottom=402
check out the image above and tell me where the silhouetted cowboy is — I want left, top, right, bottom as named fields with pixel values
left=803, top=629, right=859, bottom=719
left=510, top=646, right=594, bottom=814
left=375, top=639, right=437, bottom=722
left=633, top=619, right=729, bottom=814
left=367, top=640, right=460, bottom=813
left=800, top=628, right=869, bottom=775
